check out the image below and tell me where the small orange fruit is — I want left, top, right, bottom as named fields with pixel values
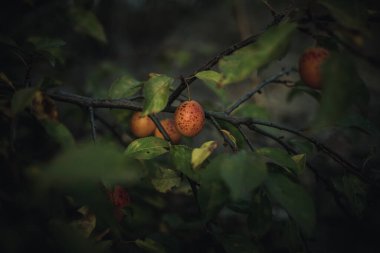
left=299, top=47, right=330, bottom=89
left=130, top=112, right=156, bottom=137
left=154, top=118, right=181, bottom=144
left=174, top=100, right=205, bottom=137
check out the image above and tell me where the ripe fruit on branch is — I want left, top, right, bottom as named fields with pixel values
left=298, top=47, right=330, bottom=89
left=174, top=100, right=205, bottom=137
left=154, top=118, right=181, bottom=144
left=130, top=112, right=156, bottom=137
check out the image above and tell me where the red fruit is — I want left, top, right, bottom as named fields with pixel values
left=108, top=185, right=131, bottom=222
left=130, top=112, right=156, bottom=137
left=154, top=118, right=181, bottom=144
left=174, top=100, right=205, bottom=137
left=298, top=47, right=330, bottom=89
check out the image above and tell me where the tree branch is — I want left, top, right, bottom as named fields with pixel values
left=224, top=67, right=296, bottom=115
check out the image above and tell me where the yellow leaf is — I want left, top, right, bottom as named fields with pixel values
left=191, top=141, right=218, bottom=170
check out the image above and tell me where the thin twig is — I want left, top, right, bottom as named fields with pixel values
left=89, top=106, right=96, bottom=142
left=237, top=126, right=255, bottom=151
left=209, top=115, right=238, bottom=152
left=94, top=112, right=128, bottom=147
left=225, top=67, right=296, bottom=115
left=148, top=114, right=171, bottom=142
left=167, top=16, right=285, bottom=105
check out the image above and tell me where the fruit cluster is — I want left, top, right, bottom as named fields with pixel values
left=130, top=100, right=205, bottom=143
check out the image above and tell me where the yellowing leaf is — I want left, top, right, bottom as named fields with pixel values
left=221, top=129, right=237, bottom=149
left=291, top=154, right=306, bottom=175
left=191, top=141, right=218, bottom=169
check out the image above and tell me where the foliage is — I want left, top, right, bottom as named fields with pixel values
left=1, top=0, right=379, bottom=253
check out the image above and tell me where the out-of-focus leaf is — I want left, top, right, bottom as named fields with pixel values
left=191, top=140, right=218, bottom=169
left=69, top=7, right=107, bottom=43
left=256, top=147, right=299, bottom=175
left=198, top=180, right=228, bottom=221
left=108, top=75, right=141, bottom=99
left=41, top=119, right=75, bottom=148
left=287, top=80, right=321, bottom=103
left=135, top=238, right=166, bottom=253
left=151, top=167, right=181, bottom=193
left=125, top=137, right=169, bottom=160
left=195, top=70, right=223, bottom=86
left=233, top=103, right=270, bottom=120
left=288, top=138, right=315, bottom=157
left=219, top=23, right=296, bottom=84
left=219, top=152, right=267, bottom=201
left=220, top=129, right=237, bottom=149
left=248, top=192, right=272, bottom=237
left=0, top=35, right=18, bottom=47
left=39, top=141, right=142, bottom=186
left=265, top=173, right=315, bottom=236
left=334, top=174, right=367, bottom=217
left=28, top=36, right=66, bottom=50
left=319, top=0, right=368, bottom=32
left=11, top=87, right=37, bottom=114
left=170, top=145, right=199, bottom=182
left=0, top=72, right=15, bottom=89
left=317, top=53, right=369, bottom=126
left=142, top=74, right=173, bottom=116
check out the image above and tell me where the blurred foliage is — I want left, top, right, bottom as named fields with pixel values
left=1, top=0, right=380, bottom=253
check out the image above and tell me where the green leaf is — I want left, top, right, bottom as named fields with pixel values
left=69, top=7, right=107, bottom=43
left=108, top=75, right=141, bottom=99
left=219, top=22, right=296, bottom=84
left=0, top=72, right=15, bottom=89
left=317, top=53, right=369, bottom=126
left=319, top=0, right=368, bottom=31
left=125, top=137, right=169, bottom=160
left=28, top=36, right=66, bottom=50
left=151, top=168, right=181, bottom=193
left=135, top=238, right=166, bottom=253
left=142, top=74, right=173, bottom=116
left=198, top=180, right=228, bottom=221
left=11, top=87, right=37, bottom=114
left=39, top=141, right=142, bottom=186
left=291, top=154, right=306, bottom=175
left=191, top=140, right=218, bottom=169
left=41, top=119, right=75, bottom=148
left=248, top=192, right=272, bottom=237
left=265, top=173, right=315, bottom=236
left=286, top=80, right=321, bottom=103
left=195, top=70, right=223, bottom=86
left=170, top=145, right=199, bottom=182
left=219, top=152, right=267, bottom=201
left=256, top=147, right=299, bottom=175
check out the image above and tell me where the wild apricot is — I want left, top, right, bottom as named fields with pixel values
left=299, top=47, right=330, bottom=89
left=130, top=112, right=156, bottom=137
left=174, top=100, right=205, bottom=137
left=154, top=118, right=181, bottom=144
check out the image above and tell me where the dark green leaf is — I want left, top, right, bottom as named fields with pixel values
left=11, top=87, right=37, bottom=114
left=317, top=53, right=369, bottom=126
left=0, top=35, right=18, bottom=47
left=286, top=80, right=321, bottom=103
left=233, top=103, right=270, bottom=120
left=151, top=167, right=181, bottom=193
left=39, top=141, right=142, bottom=186
left=198, top=181, right=228, bottom=221
left=256, top=147, right=299, bottom=175
left=170, top=145, right=199, bottom=182
left=28, top=36, right=66, bottom=50
left=142, top=74, right=173, bottom=116
left=69, top=7, right=107, bottom=43
left=265, top=173, right=315, bottom=235
left=108, top=75, right=141, bottom=99
left=125, top=137, right=169, bottom=160
left=135, top=238, right=166, bottom=253
left=41, top=119, right=75, bottom=148
left=220, top=234, right=259, bottom=253
left=219, top=22, right=296, bottom=84
left=219, top=152, right=268, bottom=201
